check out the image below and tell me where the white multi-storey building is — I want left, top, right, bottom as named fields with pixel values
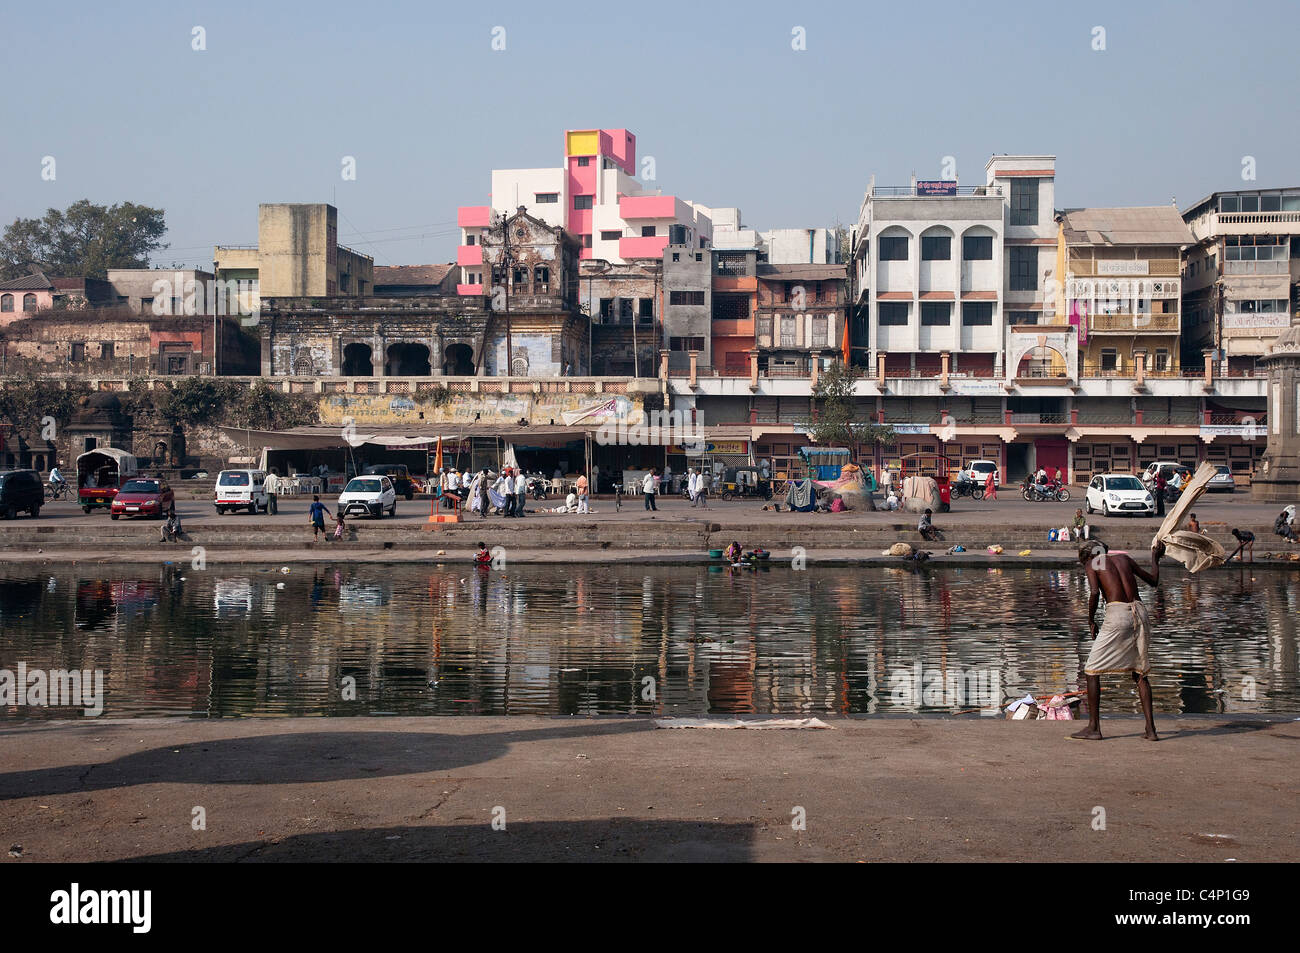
left=1181, top=187, right=1300, bottom=375
left=851, top=174, right=1005, bottom=379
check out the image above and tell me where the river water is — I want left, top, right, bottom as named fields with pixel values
left=0, top=563, right=1295, bottom=718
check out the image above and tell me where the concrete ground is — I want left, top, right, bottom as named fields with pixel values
left=1, top=715, right=1295, bottom=862
left=13, top=490, right=1289, bottom=530
left=4, top=490, right=1297, bottom=567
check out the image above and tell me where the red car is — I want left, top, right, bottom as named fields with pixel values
left=110, top=477, right=175, bottom=520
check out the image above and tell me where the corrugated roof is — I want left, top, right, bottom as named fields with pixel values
left=373, top=264, right=455, bottom=286
left=1060, top=206, right=1193, bottom=246
left=0, top=270, right=52, bottom=291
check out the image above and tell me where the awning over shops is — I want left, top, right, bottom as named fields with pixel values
left=218, top=423, right=604, bottom=451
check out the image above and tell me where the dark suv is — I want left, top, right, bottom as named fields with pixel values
left=0, top=469, right=45, bottom=518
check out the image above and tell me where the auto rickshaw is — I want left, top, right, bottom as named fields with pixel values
left=76, top=448, right=139, bottom=513
left=717, top=465, right=773, bottom=501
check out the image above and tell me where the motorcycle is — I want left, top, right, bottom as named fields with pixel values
left=1021, top=477, right=1070, bottom=503
left=950, top=477, right=985, bottom=501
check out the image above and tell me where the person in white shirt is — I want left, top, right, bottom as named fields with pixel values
left=642, top=468, right=659, bottom=511
left=264, top=470, right=279, bottom=514
left=687, top=469, right=698, bottom=506
left=493, top=472, right=510, bottom=515
left=513, top=470, right=527, bottom=517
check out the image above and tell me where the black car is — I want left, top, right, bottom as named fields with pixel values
left=0, top=469, right=45, bottom=518
left=363, top=464, right=415, bottom=500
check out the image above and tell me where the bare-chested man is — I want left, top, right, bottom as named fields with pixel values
left=1072, top=541, right=1165, bottom=741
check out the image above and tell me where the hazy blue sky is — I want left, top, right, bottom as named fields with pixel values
left=3, top=0, right=1297, bottom=269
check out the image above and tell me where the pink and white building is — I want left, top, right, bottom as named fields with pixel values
left=456, top=128, right=715, bottom=294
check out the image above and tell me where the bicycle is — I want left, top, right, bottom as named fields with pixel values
left=45, top=481, right=71, bottom=502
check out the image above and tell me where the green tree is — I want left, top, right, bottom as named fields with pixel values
left=0, top=373, right=92, bottom=438
left=808, top=361, right=896, bottom=458
left=0, top=200, right=167, bottom=281
left=230, top=380, right=318, bottom=430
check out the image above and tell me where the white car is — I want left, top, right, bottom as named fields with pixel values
left=214, top=469, right=268, bottom=515
left=1085, top=473, right=1155, bottom=517
left=960, top=459, right=999, bottom=484
left=338, top=475, right=397, bottom=518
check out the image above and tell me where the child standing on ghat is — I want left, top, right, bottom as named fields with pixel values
left=309, top=495, right=330, bottom=542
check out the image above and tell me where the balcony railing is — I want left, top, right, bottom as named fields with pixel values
left=869, top=185, right=1003, bottom=197
left=1067, top=260, right=1180, bottom=277
left=1010, top=413, right=1069, bottom=425
left=1089, top=313, right=1180, bottom=332
left=765, top=361, right=812, bottom=378
left=1223, top=259, right=1288, bottom=276
left=1209, top=413, right=1266, bottom=426
left=1217, top=211, right=1300, bottom=226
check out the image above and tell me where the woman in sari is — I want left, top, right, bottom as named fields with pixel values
left=983, top=469, right=997, bottom=501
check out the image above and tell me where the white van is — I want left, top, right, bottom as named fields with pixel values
left=214, top=469, right=269, bottom=514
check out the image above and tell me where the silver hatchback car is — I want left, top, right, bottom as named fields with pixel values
left=1207, top=465, right=1236, bottom=493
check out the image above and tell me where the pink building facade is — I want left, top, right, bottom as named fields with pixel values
left=455, top=127, right=715, bottom=294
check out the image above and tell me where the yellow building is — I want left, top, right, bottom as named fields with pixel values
left=214, top=204, right=374, bottom=308
left=1057, top=206, right=1193, bottom=378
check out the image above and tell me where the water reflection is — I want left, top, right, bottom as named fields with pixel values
left=0, top=563, right=1295, bottom=719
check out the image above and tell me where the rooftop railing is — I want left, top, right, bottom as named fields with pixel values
left=869, top=185, right=1003, bottom=197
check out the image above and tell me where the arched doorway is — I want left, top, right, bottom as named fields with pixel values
left=1015, top=346, right=1067, bottom=379
left=443, top=343, right=474, bottom=376
left=386, top=342, right=431, bottom=376
left=342, top=342, right=374, bottom=376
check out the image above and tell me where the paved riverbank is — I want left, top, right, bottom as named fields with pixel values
left=1, top=715, right=1295, bottom=862
left=2, top=494, right=1296, bottom=565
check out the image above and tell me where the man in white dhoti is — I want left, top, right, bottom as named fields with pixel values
left=1072, top=541, right=1165, bottom=742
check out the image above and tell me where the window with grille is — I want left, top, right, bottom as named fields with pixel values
left=921, top=236, right=951, bottom=261
left=1009, top=247, right=1038, bottom=290
left=921, top=302, right=951, bottom=325
left=1010, top=179, right=1039, bottom=226
left=878, top=303, right=909, bottom=325
left=878, top=236, right=909, bottom=261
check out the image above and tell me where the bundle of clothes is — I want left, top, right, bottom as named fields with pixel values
left=783, top=479, right=817, bottom=512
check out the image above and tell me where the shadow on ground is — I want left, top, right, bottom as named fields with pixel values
left=121, top=819, right=757, bottom=862
left=0, top=720, right=651, bottom=801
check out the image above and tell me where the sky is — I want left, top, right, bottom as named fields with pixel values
left=2, top=0, right=1298, bottom=270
